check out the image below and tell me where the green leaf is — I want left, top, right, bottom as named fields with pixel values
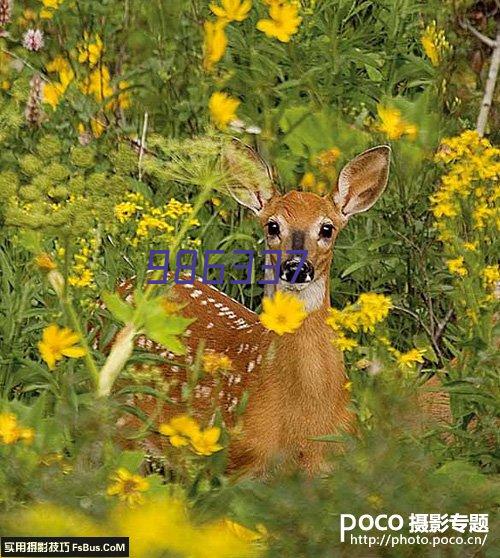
left=17, top=231, right=43, bottom=255
left=341, top=258, right=377, bottom=278
left=145, top=299, right=194, bottom=332
left=117, top=450, right=146, bottom=473
left=146, top=330, right=186, bottom=355
left=365, top=64, right=383, bottom=82
left=147, top=474, right=170, bottom=494
left=102, top=291, right=134, bottom=324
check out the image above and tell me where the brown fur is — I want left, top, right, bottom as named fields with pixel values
left=116, top=146, right=452, bottom=476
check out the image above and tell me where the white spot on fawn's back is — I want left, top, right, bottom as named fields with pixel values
left=190, top=289, right=202, bottom=298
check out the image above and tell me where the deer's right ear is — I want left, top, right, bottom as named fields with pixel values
left=222, top=140, right=277, bottom=215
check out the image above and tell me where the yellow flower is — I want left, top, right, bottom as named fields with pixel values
left=159, top=414, right=201, bottom=447
left=136, top=214, right=175, bottom=239
left=300, top=171, right=316, bottom=190
left=260, top=290, right=307, bottom=335
left=343, top=381, right=353, bottom=391
left=473, top=204, right=495, bottom=229
left=326, top=294, right=391, bottom=334
left=202, top=352, right=233, bottom=374
left=397, top=348, right=425, bottom=368
left=40, top=0, right=63, bottom=19
left=421, top=30, right=439, bottom=66
left=190, top=426, right=224, bottom=456
left=38, top=324, right=87, bottom=370
left=42, top=0, right=63, bottom=8
left=332, top=334, right=358, bottom=352
left=45, top=57, right=72, bottom=82
left=210, top=0, right=252, bottom=22
left=257, top=1, right=302, bottom=43
left=117, top=81, right=131, bottom=109
left=218, top=519, right=267, bottom=542
left=107, top=468, right=149, bottom=506
left=77, top=33, right=104, bottom=66
left=0, top=413, right=35, bottom=445
left=115, top=201, right=138, bottom=222
left=43, top=83, right=65, bottom=109
left=159, top=416, right=224, bottom=456
left=68, top=268, right=94, bottom=288
left=19, top=8, right=37, bottom=26
left=299, top=172, right=327, bottom=194
left=462, top=242, right=478, bottom=252
left=81, top=65, right=114, bottom=102
left=209, top=91, right=240, bottom=129
left=315, top=147, right=341, bottom=171
left=90, top=117, right=106, bottom=138
left=434, top=204, right=456, bottom=218
left=367, top=494, right=383, bottom=509
left=35, top=253, right=57, bottom=271
left=421, top=21, right=449, bottom=67
left=447, top=256, right=468, bottom=277
left=203, top=19, right=228, bottom=71
left=483, top=265, right=500, bottom=285
left=43, top=57, right=75, bottom=108
left=376, top=105, right=418, bottom=141
left=357, top=292, right=392, bottom=332
left=109, top=497, right=256, bottom=558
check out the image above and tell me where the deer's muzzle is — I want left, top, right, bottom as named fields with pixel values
left=280, top=258, right=315, bottom=284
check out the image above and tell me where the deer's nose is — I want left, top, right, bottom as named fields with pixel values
left=280, top=259, right=315, bottom=284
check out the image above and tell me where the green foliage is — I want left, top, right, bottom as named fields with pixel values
left=0, top=0, right=498, bottom=556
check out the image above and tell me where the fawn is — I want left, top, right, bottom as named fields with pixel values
left=118, top=143, right=451, bottom=476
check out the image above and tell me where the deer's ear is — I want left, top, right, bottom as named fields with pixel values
left=333, top=146, right=391, bottom=218
left=222, top=140, right=277, bottom=214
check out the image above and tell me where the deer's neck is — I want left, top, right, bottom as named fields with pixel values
left=266, top=275, right=345, bottom=394
left=270, top=307, right=345, bottom=400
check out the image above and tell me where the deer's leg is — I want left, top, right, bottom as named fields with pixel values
left=227, top=440, right=272, bottom=478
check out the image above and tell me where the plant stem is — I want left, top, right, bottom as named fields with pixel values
left=51, top=239, right=100, bottom=389
left=476, top=24, right=500, bottom=137
left=97, top=323, right=136, bottom=397
left=62, top=297, right=100, bottom=389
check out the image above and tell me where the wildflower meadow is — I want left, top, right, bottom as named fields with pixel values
left=0, top=1, right=499, bottom=557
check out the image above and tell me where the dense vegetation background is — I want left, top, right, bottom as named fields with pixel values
left=0, top=1, right=498, bottom=556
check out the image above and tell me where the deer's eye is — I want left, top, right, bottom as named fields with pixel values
left=267, top=221, right=280, bottom=236
left=319, top=223, right=334, bottom=239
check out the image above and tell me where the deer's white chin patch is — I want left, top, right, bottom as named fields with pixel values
left=278, top=277, right=326, bottom=312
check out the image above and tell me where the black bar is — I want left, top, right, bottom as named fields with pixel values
left=0, top=537, right=129, bottom=557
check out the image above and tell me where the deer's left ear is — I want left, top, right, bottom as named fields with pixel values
left=333, top=146, right=391, bottom=218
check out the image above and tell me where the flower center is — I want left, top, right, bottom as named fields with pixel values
left=122, top=479, right=139, bottom=494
